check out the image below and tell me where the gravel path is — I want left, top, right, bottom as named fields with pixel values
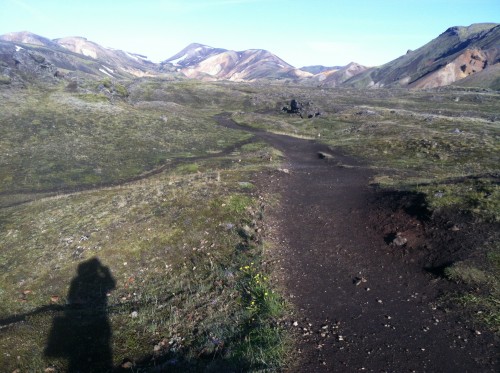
left=216, top=113, right=498, bottom=373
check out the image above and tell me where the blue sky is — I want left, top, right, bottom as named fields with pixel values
left=1, top=0, right=498, bottom=67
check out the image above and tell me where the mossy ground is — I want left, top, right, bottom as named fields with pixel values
left=0, top=80, right=498, bottom=371
left=0, top=81, right=289, bottom=372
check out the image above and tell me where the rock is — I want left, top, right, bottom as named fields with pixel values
left=50, top=295, right=60, bottom=303
left=318, top=151, right=333, bottom=159
left=238, top=225, right=254, bottom=240
left=121, top=359, right=134, bottom=369
left=293, top=321, right=299, bottom=327
left=130, top=311, right=138, bottom=318
left=353, top=276, right=367, bottom=286
left=392, top=234, right=407, bottom=246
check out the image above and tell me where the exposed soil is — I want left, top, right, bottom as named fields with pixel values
left=216, top=114, right=498, bottom=373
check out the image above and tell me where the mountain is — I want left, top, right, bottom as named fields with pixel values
left=453, top=63, right=500, bottom=90
left=300, top=65, right=344, bottom=74
left=162, top=43, right=229, bottom=68
left=54, top=36, right=158, bottom=77
left=0, top=31, right=60, bottom=49
left=1, top=25, right=498, bottom=88
left=306, top=62, right=369, bottom=86
left=344, top=23, right=500, bottom=88
left=163, top=43, right=311, bottom=81
left=0, top=31, right=161, bottom=82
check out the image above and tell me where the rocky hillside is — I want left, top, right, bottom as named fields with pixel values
left=0, top=31, right=162, bottom=84
left=1, top=25, right=498, bottom=88
left=305, top=62, right=369, bottom=86
left=163, top=43, right=312, bottom=81
left=345, top=23, right=500, bottom=89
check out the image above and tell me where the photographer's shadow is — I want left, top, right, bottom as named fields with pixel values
left=45, top=257, right=116, bottom=373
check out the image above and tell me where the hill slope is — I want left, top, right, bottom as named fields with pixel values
left=164, top=43, right=311, bottom=81
left=1, top=25, right=498, bottom=88
left=344, top=23, right=500, bottom=88
left=306, top=62, right=369, bottom=86
left=0, top=31, right=161, bottom=82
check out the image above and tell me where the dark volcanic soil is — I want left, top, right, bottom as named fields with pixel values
left=216, top=114, right=498, bottom=373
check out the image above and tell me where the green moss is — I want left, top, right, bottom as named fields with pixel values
left=444, top=262, right=492, bottom=286
left=77, top=93, right=109, bottom=103
left=176, top=163, right=199, bottom=174
left=114, top=83, right=128, bottom=97
left=225, top=195, right=252, bottom=214
left=0, top=75, right=11, bottom=84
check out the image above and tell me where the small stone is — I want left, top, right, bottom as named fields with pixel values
left=130, top=311, right=138, bottom=318
left=475, top=330, right=481, bottom=335
left=292, top=321, right=299, bottom=327
left=338, top=335, right=344, bottom=341
left=121, top=360, right=134, bottom=369
left=377, top=299, right=383, bottom=304
left=50, top=295, right=60, bottom=303
left=392, top=235, right=407, bottom=246
left=44, top=368, right=56, bottom=373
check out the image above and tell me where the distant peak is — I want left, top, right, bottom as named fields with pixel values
left=55, top=36, right=88, bottom=41
left=442, top=23, right=499, bottom=38
left=185, top=42, right=215, bottom=50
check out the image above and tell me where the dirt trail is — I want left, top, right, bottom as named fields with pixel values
left=216, top=114, right=497, bottom=373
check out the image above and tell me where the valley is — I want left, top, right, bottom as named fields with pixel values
left=0, top=23, right=499, bottom=373
left=0, top=78, right=498, bottom=372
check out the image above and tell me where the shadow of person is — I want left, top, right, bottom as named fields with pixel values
left=45, top=257, right=116, bottom=373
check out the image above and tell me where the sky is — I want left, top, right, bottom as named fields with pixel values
left=1, top=0, right=499, bottom=67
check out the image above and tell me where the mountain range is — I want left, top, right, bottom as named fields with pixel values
left=0, top=23, right=499, bottom=89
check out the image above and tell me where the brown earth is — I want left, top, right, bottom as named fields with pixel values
left=216, top=114, right=498, bottom=373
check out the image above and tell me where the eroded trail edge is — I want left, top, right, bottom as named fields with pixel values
left=216, top=113, right=498, bottom=373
